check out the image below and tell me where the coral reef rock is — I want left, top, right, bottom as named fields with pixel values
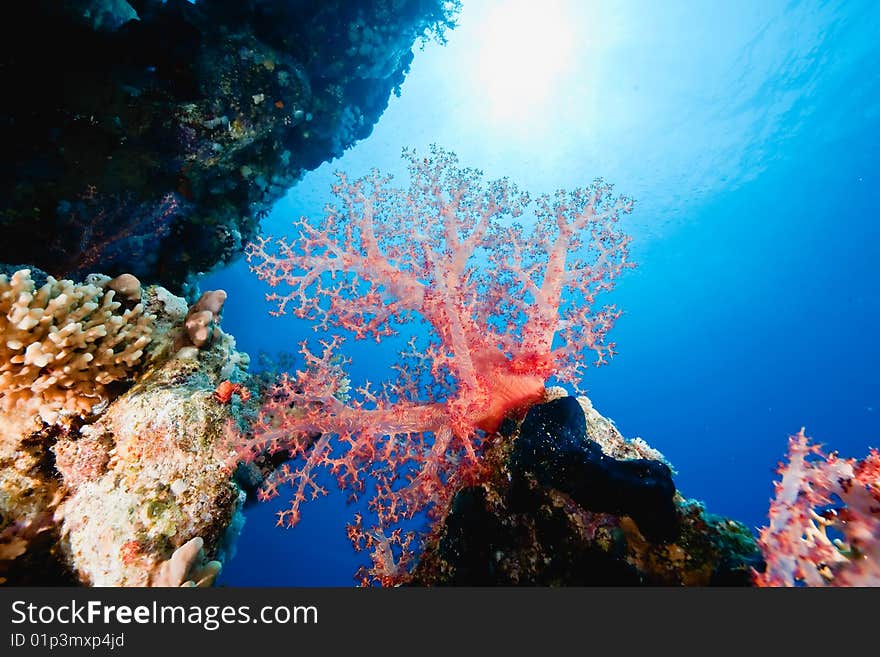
left=410, top=396, right=764, bottom=586
left=0, top=268, right=252, bottom=585
left=0, top=0, right=458, bottom=292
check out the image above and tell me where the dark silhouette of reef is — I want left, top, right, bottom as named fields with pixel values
left=410, top=397, right=764, bottom=586
left=0, top=0, right=458, bottom=293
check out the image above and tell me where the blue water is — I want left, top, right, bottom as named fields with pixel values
left=205, top=0, right=880, bottom=585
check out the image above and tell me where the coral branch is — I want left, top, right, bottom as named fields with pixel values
left=756, top=428, right=880, bottom=586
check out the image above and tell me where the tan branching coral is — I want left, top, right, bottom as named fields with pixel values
left=185, top=289, right=227, bottom=348
left=150, top=537, right=222, bottom=587
left=0, top=269, right=155, bottom=424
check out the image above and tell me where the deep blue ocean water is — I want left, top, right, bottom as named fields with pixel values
left=204, top=0, right=880, bottom=586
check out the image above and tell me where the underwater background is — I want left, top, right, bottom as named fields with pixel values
left=202, top=0, right=880, bottom=585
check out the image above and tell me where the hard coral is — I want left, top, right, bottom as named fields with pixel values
left=0, top=272, right=249, bottom=586
left=0, top=269, right=154, bottom=424
left=57, top=324, right=248, bottom=587
left=242, top=146, right=634, bottom=581
left=149, top=537, right=222, bottom=588
left=185, top=289, right=227, bottom=348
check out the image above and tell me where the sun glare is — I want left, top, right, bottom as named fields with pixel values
left=476, top=0, right=576, bottom=123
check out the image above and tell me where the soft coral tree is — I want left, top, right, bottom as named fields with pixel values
left=241, top=145, right=634, bottom=583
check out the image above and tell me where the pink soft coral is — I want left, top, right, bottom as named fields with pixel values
left=240, top=146, right=634, bottom=583
left=756, top=428, right=880, bottom=586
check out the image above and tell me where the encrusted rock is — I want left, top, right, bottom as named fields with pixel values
left=410, top=396, right=763, bottom=586
left=0, top=269, right=254, bottom=585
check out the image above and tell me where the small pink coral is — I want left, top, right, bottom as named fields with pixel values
left=756, top=428, right=880, bottom=586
